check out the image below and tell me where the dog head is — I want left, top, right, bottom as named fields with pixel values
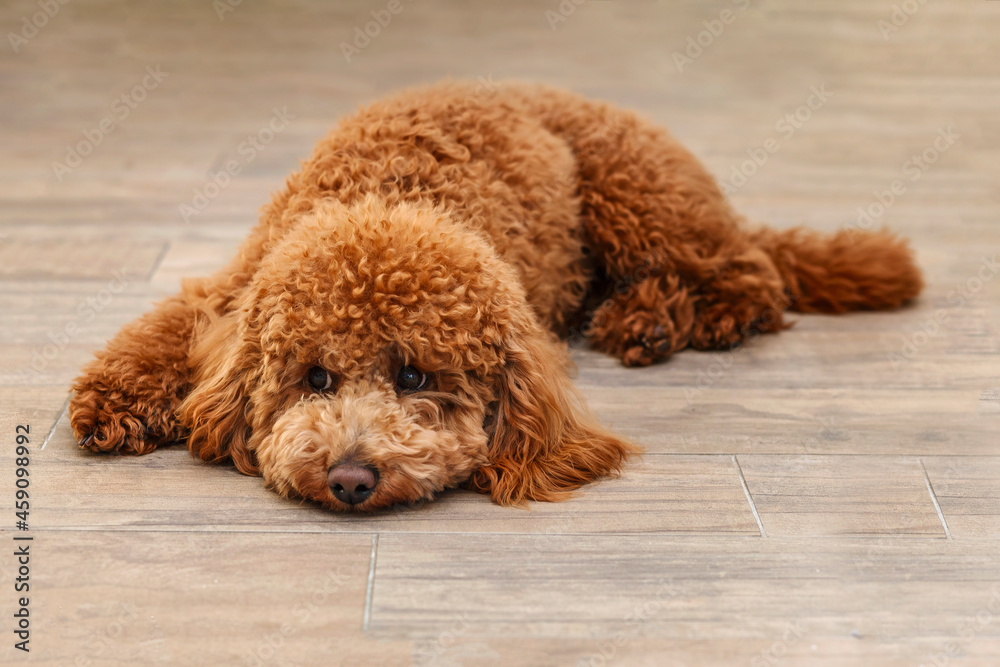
left=180, top=196, right=636, bottom=511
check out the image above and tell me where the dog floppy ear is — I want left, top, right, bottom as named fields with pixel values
left=468, top=318, right=640, bottom=506
left=179, top=311, right=259, bottom=475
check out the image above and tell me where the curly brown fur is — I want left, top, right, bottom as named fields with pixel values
left=69, top=81, right=922, bottom=510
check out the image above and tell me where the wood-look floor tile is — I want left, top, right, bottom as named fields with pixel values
left=8, top=531, right=410, bottom=667
left=737, top=455, right=946, bottom=536
left=922, top=456, right=1000, bottom=539
left=29, top=420, right=757, bottom=535
left=369, top=534, right=1000, bottom=640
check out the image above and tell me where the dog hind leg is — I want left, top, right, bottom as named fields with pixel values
left=548, top=98, right=787, bottom=364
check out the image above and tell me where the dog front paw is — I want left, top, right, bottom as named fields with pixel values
left=68, top=366, right=182, bottom=456
left=70, top=387, right=159, bottom=455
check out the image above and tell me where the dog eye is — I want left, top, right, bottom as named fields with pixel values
left=306, top=366, right=335, bottom=392
left=396, top=365, right=427, bottom=392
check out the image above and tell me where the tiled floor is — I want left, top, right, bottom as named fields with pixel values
left=1, top=1, right=998, bottom=664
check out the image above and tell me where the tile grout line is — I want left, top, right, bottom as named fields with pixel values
left=732, top=455, right=766, bottom=538
left=19, top=525, right=994, bottom=541
left=919, top=458, right=952, bottom=541
left=145, top=240, right=172, bottom=282
left=41, top=396, right=70, bottom=451
left=362, top=533, right=379, bottom=631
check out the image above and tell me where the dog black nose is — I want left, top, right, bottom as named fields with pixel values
left=328, top=463, right=379, bottom=505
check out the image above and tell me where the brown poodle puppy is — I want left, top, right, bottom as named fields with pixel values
left=69, top=81, right=923, bottom=511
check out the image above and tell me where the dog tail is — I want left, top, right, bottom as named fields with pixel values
left=749, top=226, right=924, bottom=313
